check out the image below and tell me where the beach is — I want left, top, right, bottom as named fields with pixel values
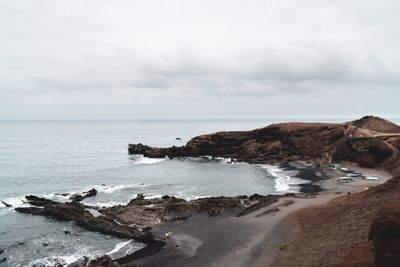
left=131, top=164, right=392, bottom=267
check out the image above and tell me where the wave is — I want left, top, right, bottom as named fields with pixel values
left=144, top=194, right=163, bottom=200
left=27, top=248, right=96, bottom=267
left=185, top=195, right=211, bottom=201
left=45, top=183, right=149, bottom=199
left=106, top=240, right=145, bottom=260
left=94, top=183, right=149, bottom=194
left=90, top=201, right=129, bottom=208
left=214, top=157, right=236, bottom=164
left=131, top=155, right=168, bottom=165
left=0, top=197, right=30, bottom=215
left=261, top=165, right=309, bottom=192
left=180, top=156, right=240, bottom=164
left=0, top=182, right=148, bottom=214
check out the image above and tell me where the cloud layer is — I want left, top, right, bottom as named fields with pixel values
left=1, top=0, right=400, bottom=119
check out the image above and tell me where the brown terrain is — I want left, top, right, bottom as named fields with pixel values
left=128, top=116, right=400, bottom=267
left=128, top=116, right=400, bottom=169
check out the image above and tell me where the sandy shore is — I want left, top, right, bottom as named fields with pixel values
left=133, top=164, right=392, bottom=267
left=317, top=162, right=392, bottom=194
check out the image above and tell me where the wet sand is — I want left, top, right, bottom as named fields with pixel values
left=133, top=164, right=392, bottom=267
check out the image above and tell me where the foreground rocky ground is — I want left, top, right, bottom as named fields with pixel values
left=16, top=192, right=301, bottom=266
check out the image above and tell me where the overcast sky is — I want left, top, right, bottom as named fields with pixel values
left=1, top=0, right=399, bottom=119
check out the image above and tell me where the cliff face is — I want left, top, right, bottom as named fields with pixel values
left=129, top=116, right=400, bottom=169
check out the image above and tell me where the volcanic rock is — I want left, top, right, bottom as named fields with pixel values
left=129, top=116, right=400, bottom=169
left=70, top=188, right=98, bottom=202
left=15, top=195, right=154, bottom=242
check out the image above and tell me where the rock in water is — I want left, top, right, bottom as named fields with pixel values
left=15, top=195, right=154, bottom=242
left=1, top=201, right=12, bottom=207
left=69, top=188, right=98, bottom=202
left=86, top=255, right=122, bottom=267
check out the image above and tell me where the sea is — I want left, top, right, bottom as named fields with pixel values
left=0, top=118, right=398, bottom=266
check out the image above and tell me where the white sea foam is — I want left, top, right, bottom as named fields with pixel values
left=90, top=201, right=128, bottom=208
left=0, top=196, right=30, bottom=212
left=46, top=183, right=149, bottom=198
left=144, top=194, right=163, bottom=200
left=186, top=195, right=211, bottom=201
left=0, top=196, right=33, bottom=216
left=214, top=157, right=235, bottom=163
left=184, top=156, right=239, bottom=164
left=132, top=155, right=168, bottom=165
left=261, top=165, right=309, bottom=192
left=95, top=183, right=147, bottom=194
left=27, top=249, right=96, bottom=267
left=1, top=182, right=148, bottom=213
left=107, top=240, right=145, bottom=260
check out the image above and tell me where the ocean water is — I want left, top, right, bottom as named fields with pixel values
left=1, top=118, right=397, bottom=266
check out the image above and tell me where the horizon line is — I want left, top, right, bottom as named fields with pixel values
left=1, top=116, right=399, bottom=121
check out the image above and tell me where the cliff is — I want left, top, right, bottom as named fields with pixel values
left=129, top=116, right=400, bottom=169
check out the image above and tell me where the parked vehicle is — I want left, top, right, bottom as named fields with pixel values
left=339, top=177, right=352, bottom=183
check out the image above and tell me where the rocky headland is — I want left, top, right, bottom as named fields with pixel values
left=129, top=116, right=400, bottom=170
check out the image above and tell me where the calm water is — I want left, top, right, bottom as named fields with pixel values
left=1, top=119, right=397, bottom=266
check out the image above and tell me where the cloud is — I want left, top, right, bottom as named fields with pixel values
left=0, top=0, right=400, bottom=118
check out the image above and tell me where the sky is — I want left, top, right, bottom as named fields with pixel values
left=1, top=0, right=400, bottom=120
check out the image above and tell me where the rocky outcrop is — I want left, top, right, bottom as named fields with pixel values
left=353, top=116, right=400, bottom=134
left=101, top=195, right=274, bottom=228
left=129, top=116, right=400, bottom=168
left=15, top=194, right=289, bottom=252
left=15, top=195, right=154, bottom=242
left=87, top=256, right=121, bottom=267
left=70, top=188, right=98, bottom=202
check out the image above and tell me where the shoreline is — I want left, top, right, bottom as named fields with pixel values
left=3, top=159, right=392, bottom=266
left=125, top=163, right=392, bottom=266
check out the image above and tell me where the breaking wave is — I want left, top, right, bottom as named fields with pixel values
left=260, top=165, right=309, bottom=192
left=94, top=183, right=149, bottom=194
left=131, top=155, right=168, bottom=165
left=106, top=240, right=145, bottom=260
left=27, top=248, right=96, bottom=267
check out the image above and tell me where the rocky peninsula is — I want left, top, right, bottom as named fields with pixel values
left=14, top=116, right=400, bottom=266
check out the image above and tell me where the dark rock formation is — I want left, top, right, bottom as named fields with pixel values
left=85, top=255, right=138, bottom=267
left=15, top=194, right=288, bottom=241
left=15, top=193, right=294, bottom=264
left=1, top=201, right=12, bottom=207
left=15, top=195, right=154, bottom=242
left=129, top=116, right=400, bottom=169
left=369, top=203, right=400, bottom=267
left=102, top=195, right=249, bottom=228
left=70, top=188, right=98, bottom=202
